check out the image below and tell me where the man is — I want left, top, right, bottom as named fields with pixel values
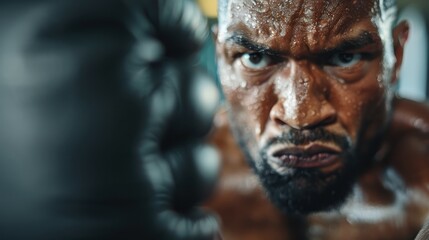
left=209, top=0, right=429, bottom=239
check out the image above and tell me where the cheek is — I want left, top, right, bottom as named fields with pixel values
left=333, top=76, right=386, bottom=143
left=219, top=58, right=275, bottom=140
left=224, top=84, right=274, bottom=140
left=218, top=59, right=243, bottom=90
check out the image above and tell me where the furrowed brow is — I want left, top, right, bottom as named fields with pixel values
left=322, top=31, right=378, bottom=55
left=225, top=34, right=283, bottom=57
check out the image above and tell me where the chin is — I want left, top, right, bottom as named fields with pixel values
left=254, top=152, right=359, bottom=215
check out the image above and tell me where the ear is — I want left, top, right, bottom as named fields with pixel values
left=391, top=20, right=409, bottom=84
left=211, top=24, right=219, bottom=42
left=211, top=24, right=223, bottom=57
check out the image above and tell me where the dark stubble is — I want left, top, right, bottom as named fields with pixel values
left=248, top=128, right=360, bottom=215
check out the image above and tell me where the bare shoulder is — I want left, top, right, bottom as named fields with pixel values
left=391, top=97, right=429, bottom=135
left=388, top=97, right=429, bottom=187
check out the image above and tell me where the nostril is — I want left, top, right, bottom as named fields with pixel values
left=269, top=101, right=287, bottom=125
left=274, top=117, right=287, bottom=126
left=322, top=114, right=336, bottom=125
left=302, top=113, right=337, bottom=129
left=271, top=107, right=337, bottom=130
left=269, top=95, right=337, bottom=129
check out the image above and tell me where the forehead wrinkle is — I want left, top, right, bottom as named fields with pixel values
left=288, top=1, right=370, bottom=56
left=304, top=1, right=327, bottom=53
left=282, top=0, right=334, bottom=56
left=222, top=0, right=381, bottom=57
left=288, top=0, right=305, bottom=52
left=317, top=1, right=340, bottom=47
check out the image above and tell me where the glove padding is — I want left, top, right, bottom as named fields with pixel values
left=135, top=59, right=221, bottom=240
left=128, top=0, right=221, bottom=238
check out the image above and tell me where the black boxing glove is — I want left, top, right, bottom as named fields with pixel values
left=0, top=0, right=220, bottom=239
left=126, top=0, right=221, bottom=239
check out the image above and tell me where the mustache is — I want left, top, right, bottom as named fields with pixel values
left=263, top=128, right=350, bottom=150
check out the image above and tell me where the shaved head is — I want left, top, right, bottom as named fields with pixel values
left=218, top=0, right=397, bottom=26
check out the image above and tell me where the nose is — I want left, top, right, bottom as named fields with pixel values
left=269, top=62, right=337, bottom=129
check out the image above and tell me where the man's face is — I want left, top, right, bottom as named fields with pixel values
left=216, top=0, right=407, bottom=214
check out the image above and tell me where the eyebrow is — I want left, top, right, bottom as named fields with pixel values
left=225, top=31, right=378, bottom=57
left=321, top=31, right=378, bottom=55
left=225, top=34, right=283, bottom=57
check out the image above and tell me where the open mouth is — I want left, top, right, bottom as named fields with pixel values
left=268, top=144, right=341, bottom=169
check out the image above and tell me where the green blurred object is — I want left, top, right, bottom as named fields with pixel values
left=198, top=18, right=222, bottom=96
left=398, top=0, right=429, bottom=12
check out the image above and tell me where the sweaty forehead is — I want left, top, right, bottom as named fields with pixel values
left=219, top=0, right=379, bottom=53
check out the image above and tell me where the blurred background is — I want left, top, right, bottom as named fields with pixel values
left=195, top=0, right=429, bottom=102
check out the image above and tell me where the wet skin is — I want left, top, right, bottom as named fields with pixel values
left=216, top=0, right=409, bottom=214
left=206, top=101, right=429, bottom=240
left=209, top=0, right=429, bottom=239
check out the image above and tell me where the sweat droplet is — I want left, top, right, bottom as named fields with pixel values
left=255, top=126, right=261, bottom=135
left=253, top=87, right=260, bottom=95
left=345, top=97, right=352, bottom=104
left=377, top=75, right=385, bottom=88
left=280, top=27, right=286, bottom=36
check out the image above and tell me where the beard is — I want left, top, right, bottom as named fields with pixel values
left=237, top=127, right=363, bottom=215
left=256, top=151, right=358, bottom=215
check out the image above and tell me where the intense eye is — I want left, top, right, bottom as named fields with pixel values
left=329, top=53, right=362, bottom=68
left=240, top=52, right=272, bottom=69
